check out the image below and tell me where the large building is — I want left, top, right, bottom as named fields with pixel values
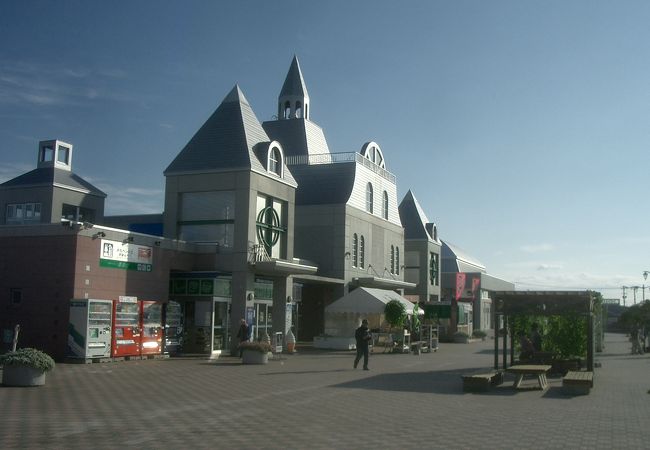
left=0, top=56, right=510, bottom=359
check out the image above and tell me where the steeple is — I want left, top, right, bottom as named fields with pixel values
left=278, top=55, right=310, bottom=120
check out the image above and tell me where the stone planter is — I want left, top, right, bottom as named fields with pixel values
left=241, top=350, right=269, bottom=365
left=2, top=364, right=46, bottom=386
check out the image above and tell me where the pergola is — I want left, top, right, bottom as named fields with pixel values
left=492, top=291, right=595, bottom=371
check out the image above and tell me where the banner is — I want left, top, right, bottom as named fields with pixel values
left=455, top=273, right=466, bottom=301
left=471, top=277, right=481, bottom=299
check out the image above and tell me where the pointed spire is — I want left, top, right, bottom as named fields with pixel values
left=278, top=55, right=310, bottom=120
left=222, top=84, right=250, bottom=105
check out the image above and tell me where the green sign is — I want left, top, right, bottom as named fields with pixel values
left=100, top=259, right=152, bottom=272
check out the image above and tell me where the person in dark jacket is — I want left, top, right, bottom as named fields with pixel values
left=237, top=318, right=250, bottom=357
left=354, top=319, right=372, bottom=370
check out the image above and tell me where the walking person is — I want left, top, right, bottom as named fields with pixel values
left=354, top=319, right=372, bottom=370
left=237, top=318, right=250, bottom=357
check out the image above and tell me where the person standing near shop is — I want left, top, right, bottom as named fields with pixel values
left=237, top=318, right=250, bottom=357
left=354, top=319, right=372, bottom=370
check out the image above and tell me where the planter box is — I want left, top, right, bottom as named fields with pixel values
left=2, top=365, right=46, bottom=386
left=241, top=350, right=269, bottom=365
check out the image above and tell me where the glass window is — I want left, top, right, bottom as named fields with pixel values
left=382, top=191, right=388, bottom=220
left=395, top=247, right=399, bottom=275
left=269, top=148, right=281, bottom=176
left=295, top=101, right=302, bottom=119
left=57, top=145, right=70, bottom=164
left=360, top=235, right=365, bottom=268
left=284, top=101, right=291, bottom=119
left=366, top=183, right=373, bottom=214
left=6, top=204, right=16, bottom=219
left=41, top=145, right=54, bottom=162
left=180, top=191, right=235, bottom=222
left=352, top=233, right=358, bottom=267
left=390, top=245, right=395, bottom=274
left=179, top=223, right=234, bottom=247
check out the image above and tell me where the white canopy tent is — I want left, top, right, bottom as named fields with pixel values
left=325, top=287, right=416, bottom=315
left=316, top=288, right=418, bottom=349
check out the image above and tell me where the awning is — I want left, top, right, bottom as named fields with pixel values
left=325, top=287, right=416, bottom=315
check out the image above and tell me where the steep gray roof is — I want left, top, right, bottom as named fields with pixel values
left=280, top=55, right=309, bottom=99
left=289, top=163, right=356, bottom=205
left=0, top=167, right=106, bottom=197
left=164, top=85, right=269, bottom=176
left=262, top=119, right=330, bottom=157
left=399, top=190, right=432, bottom=240
left=441, top=240, right=486, bottom=273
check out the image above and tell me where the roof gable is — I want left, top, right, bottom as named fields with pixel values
left=164, top=85, right=269, bottom=175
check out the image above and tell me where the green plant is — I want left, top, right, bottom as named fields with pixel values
left=472, top=329, right=487, bottom=339
left=544, top=315, right=587, bottom=359
left=453, top=331, right=469, bottom=339
left=385, top=300, right=407, bottom=330
left=238, top=341, right=272, bottom=353
left=0, top=348, right=55, bottom=372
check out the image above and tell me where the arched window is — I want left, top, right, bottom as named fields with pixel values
left=366, top=183, right=373, bottom=214
left=269, top=147, right=282, bottom=176
left=382, top=191, right=388, bottom=220
left=295, top=101, right=302, bottom=118
left=284, top=101, right=291, bottom=119
left=395, top=247, right=400, bottom=275
left=390, top=245, right=395, bottom=274
left=360, top=235, right=365, bottom=268
left=352, top=233, right=358, bottom=267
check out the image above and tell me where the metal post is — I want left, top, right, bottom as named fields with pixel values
left=12, top=324, right=20, bottom=351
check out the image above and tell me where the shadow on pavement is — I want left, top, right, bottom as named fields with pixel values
left=330, top=367, right=522, bottom=396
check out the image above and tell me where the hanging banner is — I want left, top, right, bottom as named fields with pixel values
left=471, top=277, right=481, bottom=299
left=100, top=239, right=153, bottom=272
left=455, top=273, right=466, bottom=301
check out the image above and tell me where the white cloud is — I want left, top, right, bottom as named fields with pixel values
left=93, top=180, right=164, bottom=215
left=520, top=243, right=555, bottom=253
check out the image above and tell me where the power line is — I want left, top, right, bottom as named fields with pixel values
left=513, top=281, right=625, bottom=291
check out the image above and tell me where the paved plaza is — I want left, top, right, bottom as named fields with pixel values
left=1, top=332, right=649, bottom=449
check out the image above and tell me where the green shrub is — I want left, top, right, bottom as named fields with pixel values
left=385, top=300, right=407, bottom=330
left=472, top=329, right=487, bottom=339
left=0, top=348, right=55, bottom=372
left=238, top=341, right=273, bottom=353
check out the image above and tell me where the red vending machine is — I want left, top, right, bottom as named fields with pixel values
left=140, top=300, right=163, bottom=356
left=111, top=296, right=141, bottom=357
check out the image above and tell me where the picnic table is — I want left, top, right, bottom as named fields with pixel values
left=506, top=364, right=551, bottom=390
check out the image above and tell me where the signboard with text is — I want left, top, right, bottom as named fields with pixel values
left=99, top=239, right=153, bottom=272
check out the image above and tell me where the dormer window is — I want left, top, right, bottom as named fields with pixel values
left=267, top=142, right=284, bottom=177
left=360, top=141, right=386, bottom=169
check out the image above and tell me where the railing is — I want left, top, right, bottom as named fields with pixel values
left=285, top=152, right=396, bottom=183
left=249, top=243, right=271, bottom=264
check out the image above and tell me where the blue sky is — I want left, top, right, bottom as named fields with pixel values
left=1, top=1, right=649, bottom=301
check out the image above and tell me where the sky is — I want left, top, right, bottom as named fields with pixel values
left=1, top=1, right=649, bottom=302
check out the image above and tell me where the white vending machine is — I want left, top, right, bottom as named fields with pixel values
left=67, top=299, right=113, bottom=359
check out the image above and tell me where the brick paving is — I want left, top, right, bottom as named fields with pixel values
left=1, top=332, right=649, bottom=449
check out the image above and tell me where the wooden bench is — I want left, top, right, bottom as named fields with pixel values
left=562, top=370, right=593, bottom=395
left=462, top=371, right=504, bottom=392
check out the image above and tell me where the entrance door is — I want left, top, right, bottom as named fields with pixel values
left=253, top=301, right=272, bottom=340
left=211, top=298, right=231, bottom=354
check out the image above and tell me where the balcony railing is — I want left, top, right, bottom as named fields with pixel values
left=285, top=152, right=396, bottom=183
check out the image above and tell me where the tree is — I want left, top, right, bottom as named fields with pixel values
left=384, top=300, right=407, bottom=331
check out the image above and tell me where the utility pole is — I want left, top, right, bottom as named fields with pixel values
left=622, top=286, right=628, bottom=307
left=633, top=286, right=639, bottom=305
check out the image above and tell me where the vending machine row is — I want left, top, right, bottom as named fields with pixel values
left=67, top=298, right=165, bottom=361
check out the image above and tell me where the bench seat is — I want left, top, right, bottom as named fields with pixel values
left=462, top=371, right=503, bottom=392
left=562, top=370, right=593, bottom=395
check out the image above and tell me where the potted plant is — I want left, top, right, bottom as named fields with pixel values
left=238, top=341, right=273, bottom=364
left=453, top=331, right=470, bottom=344
left=472, top=329, right=488, bottom=341
left=1, top=347, right=55, bottom=386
